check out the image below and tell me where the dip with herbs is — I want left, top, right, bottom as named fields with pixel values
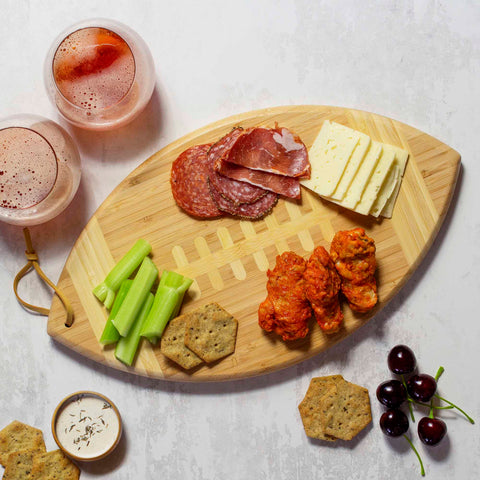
left=54, top=392, right=121, bottom=460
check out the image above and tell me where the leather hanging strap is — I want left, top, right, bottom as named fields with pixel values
left=13, top=227, right=74, bottom=327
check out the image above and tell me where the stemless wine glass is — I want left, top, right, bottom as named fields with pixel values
left=44, top=19, right=155, bottom=131
left=0, top=114, right=81, bottom=226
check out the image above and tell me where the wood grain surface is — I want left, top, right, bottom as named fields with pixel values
left=47, top=105, right=461, bottom=381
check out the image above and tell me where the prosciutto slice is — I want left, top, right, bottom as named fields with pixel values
left=220, top=127, right=310, bottom=178
left=217, top=161, right=301, bottom=199
left=208, top=128, right=268, bottom=205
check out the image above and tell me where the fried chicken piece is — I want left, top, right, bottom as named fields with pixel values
left=258, top=251, right=312, bottom=341
left=329, top=228, right=377, bottom=313
left=303, top=246, right=343, bottom=333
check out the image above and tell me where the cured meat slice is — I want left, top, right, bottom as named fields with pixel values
left=207, top=127, right=244, bottom=166
left=216, top=161, right=301, bottom=199
left=209, top=170, right=268, bottom=205
left=207, top=128, right=268, bottom=205
left=170, top=144, right=223, bottom=218
left=221, top=127, right=310, bottom=178
left=208, top=179, right=278, bottom=219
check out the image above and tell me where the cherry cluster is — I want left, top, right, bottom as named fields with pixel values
left=376, top=345, right=474, bottom=476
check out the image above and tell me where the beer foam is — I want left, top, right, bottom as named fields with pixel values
left=53, top=27, right=135, bottom=110
left=0, top=127, right=58, bottom=209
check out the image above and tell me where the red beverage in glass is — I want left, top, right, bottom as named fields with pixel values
left=0, top=115, right=81, bottom=226
left=45, top=20, right=155, bottom=130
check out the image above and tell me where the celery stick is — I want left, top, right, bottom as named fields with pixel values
left=93, top=239, right=151, bottom=309
left=159, top=270, right=185, bottom=289
left=112, top=257, right=158, bottom=337
left=141, top=272, right=193, bottom=339
left=141, top=286, right=180, bottom=338
left=115, top=292, right=154, bottom=366
left=99, top=279, right=132, bottom=345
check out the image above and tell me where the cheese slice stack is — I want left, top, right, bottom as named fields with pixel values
left=300, top=121, right=409, bottom=218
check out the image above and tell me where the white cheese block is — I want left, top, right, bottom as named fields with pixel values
left=330, top=132, right=371, bottom=201
left=355, top=145, right=396, bottom=215
left=301, top=120, right=361, bottom=197
left=380, top=147, right=409, bottom=218
left=338, top=141, right=383, bottom=209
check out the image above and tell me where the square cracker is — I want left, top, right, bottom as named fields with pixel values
left=184, top=303, right=238, bottom=363
left=0, top=421, right=46, bottom=466
left=3, top=449, right=37, bottom=480
left=298, top=376, right=343, bottom=441
left=160, top=316, right=203, bottom=370
left=29, top=449, right=80, bottom=480
left=320, top=377, right=372, bottom=441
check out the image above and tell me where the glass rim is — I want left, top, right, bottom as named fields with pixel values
left=49, top=23, right=138, bottom=113
left=0, top=125, right=59, bottom=211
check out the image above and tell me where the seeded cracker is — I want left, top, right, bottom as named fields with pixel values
left=298, top=378, right=338, bottom=441
left=184, top=303, right=238, bottom=363
left=320, top=377, right=372, bottom=441
left=0, top=421, right=46, bottom=466
left=29, top=449, right=80, bottom=480
left=160, top=315, right=203, bottom=369
left=298, top=375, right=372, bottom=442
left=3, top=449, right=37, bottom=480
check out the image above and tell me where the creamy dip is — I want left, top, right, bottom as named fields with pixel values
left=55, top=393, right=121, bottom=459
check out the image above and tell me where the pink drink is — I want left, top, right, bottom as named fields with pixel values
left=0, top=128, right=57, bottom=210
left=53, top=27, right=135, bottom=111
left=0, top=115, right=81, bottom=226
left=45, top=20, right=155, bottom=130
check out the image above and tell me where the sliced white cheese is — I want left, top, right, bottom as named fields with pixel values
left=380, top=147, right=409, bottom=218
left=369, top=162, right=400, bottom=217
left=330, top=131, right=371, bottom=201
left=338, top=141, right=383, bottom=209
left=301, top=120, right=361, bottom=197
left=355, top=145, right=396, bottom=215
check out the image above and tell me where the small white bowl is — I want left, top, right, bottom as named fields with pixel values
left=52, top=391, right=122, bottom=462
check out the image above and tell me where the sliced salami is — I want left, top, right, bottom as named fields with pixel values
left=208, top=179, right=278, bottom=220
left=170, top=144, right=224, bottom=218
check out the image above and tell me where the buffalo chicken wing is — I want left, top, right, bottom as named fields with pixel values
left=258, top=251, right=312, bottom=341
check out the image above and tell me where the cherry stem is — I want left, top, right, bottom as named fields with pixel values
left=434, top=394, right=475, bottom=424
left=407, top=398, right=453, bottom=410
left=403, top=434, right=425, bottom=477
left=401, top=374, right=415, bottom=422
left=435, top=366, right=445, bottom=381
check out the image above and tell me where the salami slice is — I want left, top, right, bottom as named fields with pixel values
left=208, top=179, right=278, bottom=220
left=170, top=144, right=223, bottom=218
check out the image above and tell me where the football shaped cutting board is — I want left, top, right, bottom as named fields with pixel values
left=48, top=105, right=460, bottom=381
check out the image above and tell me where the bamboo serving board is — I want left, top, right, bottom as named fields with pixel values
left=47, top=105, right=460, bottom=381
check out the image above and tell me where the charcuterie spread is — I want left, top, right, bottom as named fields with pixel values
left=47, top=105, right=461, bottom=381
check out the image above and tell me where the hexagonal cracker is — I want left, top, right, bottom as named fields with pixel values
left=0, top=421, right=46, bottom=467
left=184, top=303, right=238, bottom=363
left=160, top=316, right=203, bottom=370
left=320, top=377, right=372, bottom=441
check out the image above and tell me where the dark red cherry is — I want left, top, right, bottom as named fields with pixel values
left=380, top=409, right=409, bottom=437
left=388, top=345, right=417, bottom=375
left=418, top=417, right=447, bottom=446
left=407, top=374, right=437, bottom=402
left=376, top=380, right=407, bottom=408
